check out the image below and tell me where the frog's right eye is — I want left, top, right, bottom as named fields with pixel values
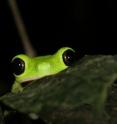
left=11, top=58, right=25, bottom=75
left=62, top=49, right=76, bottom=66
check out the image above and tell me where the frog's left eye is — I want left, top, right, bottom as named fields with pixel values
left=11, top=58, right=25, bottom=75
left=62, top=49, right=76, bottom=66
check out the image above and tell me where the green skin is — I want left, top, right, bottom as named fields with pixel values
left=12, top=47, right=74, bottom=93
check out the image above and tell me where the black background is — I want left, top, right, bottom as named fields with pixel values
left=0, top=0, right=115, bottom=94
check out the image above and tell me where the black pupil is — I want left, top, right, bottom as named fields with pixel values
left=63, top=50, right=76, bottom=66
left=11, top=58, right=25, bottom=75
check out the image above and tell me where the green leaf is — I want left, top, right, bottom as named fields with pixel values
left=0, top=55, right=117, bottom=124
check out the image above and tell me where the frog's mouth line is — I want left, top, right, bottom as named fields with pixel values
left=20, top=76, right=41, bottom=87
left=21, top=80, right=34, bottom=87
left=20, top=75, right=48, bottom=88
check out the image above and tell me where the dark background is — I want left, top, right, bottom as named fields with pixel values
left=0, top=0, right=115, bottom=94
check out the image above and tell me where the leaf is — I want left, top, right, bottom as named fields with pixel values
left=0, top=55, right=117, bottom=124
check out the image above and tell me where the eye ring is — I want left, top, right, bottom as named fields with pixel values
left=11, top=58, right=25, bottom=75
left=62, top=49, right=76, bottom=66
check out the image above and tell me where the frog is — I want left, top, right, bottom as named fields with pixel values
left=11, top=47, right=76, bottom=93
